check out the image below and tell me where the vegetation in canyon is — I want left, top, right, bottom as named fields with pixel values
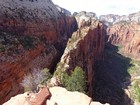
left=128, top=60, right=140, bottom=103
left=21, top=66, right=86, bottom=94
left=0, top=31, right=38, bottom=55
left=61, top=66, right=86, bottom=93
left=21, top=68, right=52, bottom=92
left=92, top=43, right=140, bottom=105
left=93, top=44, right=128, bottom=105
left=1, top=1, right=140, bottom=105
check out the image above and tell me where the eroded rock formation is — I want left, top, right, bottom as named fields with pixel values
left=55, top=12, right=105, bottom=97
left=99, top=11, right=140, bottom=25
left=75, top=11, right=97, bottom=28
left=99, top=12, right=140, bottom=59
left=0, top=0, right=77, bottom=104
left=107, top=21, right=140, bottom=59
left=3, top=87, right=110, bottom=105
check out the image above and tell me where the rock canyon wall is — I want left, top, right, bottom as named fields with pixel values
left=2, top=1, right=140, bottom=105
left=0, top=0, right=77, bottom=104
left=55, top=11, right=105, bottom=97
left=100, top=13, right=140, bottom=59
left=0, top=5, right=106, bottom=103
left=107, top=22, right=140, bottom=59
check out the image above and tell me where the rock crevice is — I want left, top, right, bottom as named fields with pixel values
left=55, top=12, right=105, bottom=97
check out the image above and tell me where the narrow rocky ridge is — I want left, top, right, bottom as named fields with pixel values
left=55, top=11, right=105, bottom=97
left=1, top=1, right=140, bottom=105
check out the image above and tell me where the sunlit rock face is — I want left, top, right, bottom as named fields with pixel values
left=55, top=12, right=105, bottom=97
left=129, top=12, right=140, bottom=22
left=107, top=21, right=140, bottom=59
left=75, top=11, right=97, bottom=28
left=99, top=14, right=120, bottom=25
left=0, top=0, right=78, bottom=104
left=99, top=12, right=140, bottom=59
left=99, top=11, right=140, bottom=26
left=3, top=87, right=110, bottom=105
left=0, top=0, right=77, bottom=44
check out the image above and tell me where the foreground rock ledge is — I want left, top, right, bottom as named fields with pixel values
left=3, top=87, right=109, bottom=105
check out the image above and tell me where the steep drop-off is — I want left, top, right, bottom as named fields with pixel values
left=93, top=44, right=131, bottom=105
left=100, top=13, right=140, bottom=59
left=55, top=11, right=105, bottom=97
left=0, top=0, right=77, bottom=104
left=3, top=2, right=140, bottom=105
left=95, top=12, right=140, bottom=105
left=107, top=21, right=140, bottom=59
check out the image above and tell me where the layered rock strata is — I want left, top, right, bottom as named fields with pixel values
left=55, top=12, right=105, bottom=97
left=99, top=11, right=140, bottom=25
left=100, top=12, right=140, bottom=59
left=107, top=21, right=140, bottom=59
left=0, top=0, right=77, bottom=104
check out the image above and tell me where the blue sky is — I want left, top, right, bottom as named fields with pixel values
left=52, top=0, right=140, bottom=16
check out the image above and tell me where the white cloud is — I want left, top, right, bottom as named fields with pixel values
left=52, top=0, right=140, bottom=16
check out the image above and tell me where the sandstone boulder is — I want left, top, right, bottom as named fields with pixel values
left=3, top=87, right=110, bottom=105
left=49, top=87, right=92, bottom=105
left=3, top=92, right=33, bottom=105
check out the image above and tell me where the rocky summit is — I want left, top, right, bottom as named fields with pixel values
left=55, top=11, right=105, bottom=97
left=3, top=86, right=110, bottom=105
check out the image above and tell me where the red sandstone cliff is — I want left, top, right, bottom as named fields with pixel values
left=0, top=0, right=77, bottom=104
left=107, top=21, right=140, bottom=59
left=55, top=12, right=105, bottom=97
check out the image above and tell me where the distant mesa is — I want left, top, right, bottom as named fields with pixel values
left=99, top=11, right=140, bottom=25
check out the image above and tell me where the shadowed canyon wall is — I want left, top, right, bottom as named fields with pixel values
left=0, top=0, right=77, bottom=104
left=100, top=13, right=140, bottom=59
left=107, top=22, right=140, bottom=59
left=55, top=11, right=105, bottom=97
left=2, top=1, right=140, bottom=105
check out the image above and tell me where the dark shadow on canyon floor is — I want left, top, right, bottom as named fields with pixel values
left=93, top=43, right=133, bottom=105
